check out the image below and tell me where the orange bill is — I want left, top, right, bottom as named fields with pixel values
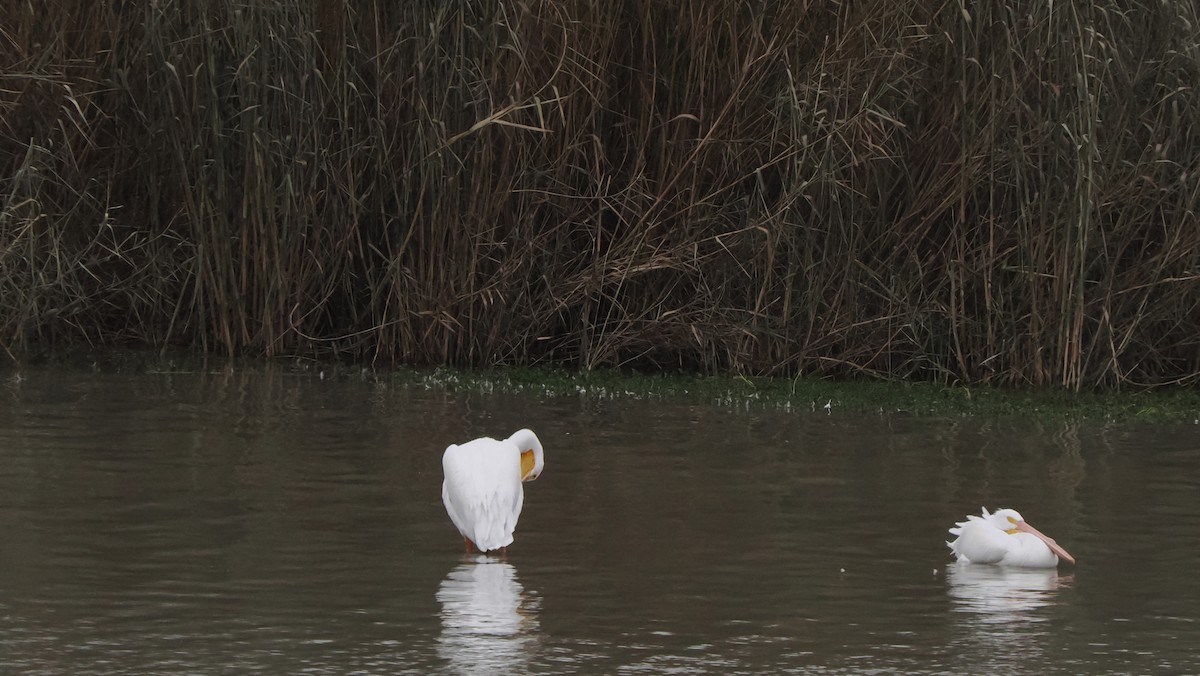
left=1017, top=520, right=1076, bottom=565
left=520, top=450, right=537, bottom=480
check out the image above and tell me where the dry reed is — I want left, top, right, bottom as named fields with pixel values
left=2, top=0, right=1198, bottom=389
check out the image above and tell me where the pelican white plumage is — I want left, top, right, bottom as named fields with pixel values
left=947, top=507, right=1076, bottom=568
left=442, top=429, right=545, bottom=553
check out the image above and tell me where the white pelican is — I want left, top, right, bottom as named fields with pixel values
left=947, top=507, right=1076, bottom=568
left=442, top=429, right=545, bottom=553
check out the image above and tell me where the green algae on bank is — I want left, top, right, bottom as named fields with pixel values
left=3, top=350, right=1197, bottom=424
left=390, top=366, right=1199, bottom=425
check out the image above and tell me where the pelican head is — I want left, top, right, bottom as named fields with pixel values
left=998, top=508, right=1076, bottom=565
left=988, top=508, right=1027, bottom=529
left=509, top=428, right=544, bottom=481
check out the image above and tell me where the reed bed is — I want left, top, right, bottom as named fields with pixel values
left=2, top=0, right=1198, bottom=389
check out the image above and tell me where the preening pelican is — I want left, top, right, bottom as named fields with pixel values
left=442, top=429, right=545, bottom=553
left=947, top=507, right=1075, bottom=568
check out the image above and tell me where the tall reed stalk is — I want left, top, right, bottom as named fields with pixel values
left=2, top=0, right=1198, bottom=389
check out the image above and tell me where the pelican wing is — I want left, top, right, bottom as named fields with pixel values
left=442, top=438, right=525, bottom=552
left=947, top=513, right=1010, bottom=564
left=1000, top=532, right=1060, bottom=568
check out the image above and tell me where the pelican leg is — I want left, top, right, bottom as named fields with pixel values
left=463, top=537, right=477, bottom=554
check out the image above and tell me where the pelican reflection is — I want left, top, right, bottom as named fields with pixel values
left=947, top=563, right=1071, bottom=620
left=946, top=563, right=1072, bottom=669
left=437, top=555, right=539, bottom=673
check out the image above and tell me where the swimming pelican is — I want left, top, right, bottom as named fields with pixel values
left=947, top=507, right=1076, bottom=568
left=442, top=429, right=544, bottom=553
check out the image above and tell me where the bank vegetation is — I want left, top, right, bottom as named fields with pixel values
left=2, top=1, right=1198, bottom=390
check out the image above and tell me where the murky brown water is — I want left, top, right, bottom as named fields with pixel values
left=0, top=369, right=1197, bottom=673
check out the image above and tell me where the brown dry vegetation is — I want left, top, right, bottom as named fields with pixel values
left=1, top=1, right=1198, bottom=389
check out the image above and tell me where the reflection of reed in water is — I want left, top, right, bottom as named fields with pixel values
left=437, top=556, right=539, bottom=674
left=946, top=564, right=1071, bottom=668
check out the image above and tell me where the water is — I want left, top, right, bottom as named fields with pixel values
left=0, top=369, right=1197, bottom=673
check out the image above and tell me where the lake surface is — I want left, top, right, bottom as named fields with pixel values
left=0, top=368, right=1197, bottom=674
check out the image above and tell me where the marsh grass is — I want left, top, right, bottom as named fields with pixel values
left=2, top=0, right=1198, bottom=389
